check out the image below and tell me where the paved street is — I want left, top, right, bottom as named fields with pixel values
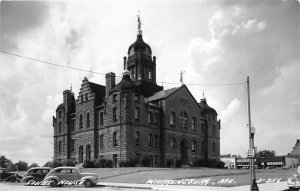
left=0, top=181, right=292, bottom=191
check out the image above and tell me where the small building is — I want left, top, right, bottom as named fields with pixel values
left=220, top=157, right=236, bottom=169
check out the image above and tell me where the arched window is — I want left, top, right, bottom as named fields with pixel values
left=79, top=114, right=83, bottom=129
left=113, top=131, right=118, bottom=147
left=213, top=142, right=216, bottom=152
left=58, top=122, right=62, bottom=133
left=58, top=141, right=62, bottom=154
left=135, top=131, right=140, bottom=146
left=170, top=112, right=176, bottom=126
left=192, top=117, right=197, bottom=131
left=170, top=137, right=176, bottom=148
left=192, top=140, right=197, bottom=152
left=79, top=145, right=83, bottom=163
left=86, top=144, right=91, bottom=160
left=180, top=110, right=188, bottom=129
left=100, top=134, right=104, bottom=149
left=86, top=113, right=90, bottom=128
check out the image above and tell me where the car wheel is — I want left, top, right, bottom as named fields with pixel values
left=84, top=179, right=93, bottom=188
left=50, top=179, right=58, bottom=187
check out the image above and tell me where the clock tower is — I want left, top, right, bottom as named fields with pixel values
left=124, top=15, right=163, bottom=96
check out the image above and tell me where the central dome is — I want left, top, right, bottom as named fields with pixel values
left=128, top=34, right=152, bottom=55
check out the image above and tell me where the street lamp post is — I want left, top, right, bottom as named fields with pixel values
left=247, top=76, right=259, bottom=191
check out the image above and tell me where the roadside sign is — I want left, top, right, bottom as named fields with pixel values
left=247, top=149, right=255, bottom=158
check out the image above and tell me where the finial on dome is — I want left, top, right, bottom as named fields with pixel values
left=180, top=71, right=185, bottom=85
left=122, top=57, right=131, bottom=76
left=137, top=10, right=142, bottom=36
left=202, top=90, right=206, bottom=101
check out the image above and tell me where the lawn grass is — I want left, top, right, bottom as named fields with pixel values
left=82, top=167, right=297, bottom=187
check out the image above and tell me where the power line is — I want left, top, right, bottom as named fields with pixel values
left=0, top=50, right=109, bottom=76
left=0, top=50, right=245, bottom=87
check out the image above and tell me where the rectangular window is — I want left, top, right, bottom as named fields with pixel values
left=154, top=113, right=158, bottom=125
left=81, top=95, right=84, bottom=103
left=85, top=93, right=88, bottom=101
left=113, top=107, right=117, bottom=122
left=113, top=94, right=117, bottom=102
left=135, top=107, right=140, bottom=121
left=154, top=135, right=158, bottom=148
left=148, top=134, right=153, bottom=148
left=71, top=120, right=75, bottom=132
left=71, top=139, right=76, bottom=152
left=154, top=155, right=158, bottom=166
left=100, top=112, right=104, bottom=126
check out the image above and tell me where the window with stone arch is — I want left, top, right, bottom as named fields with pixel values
left=113, top=131, right=118, bottom=147
left=100, top=134, right=104, bottom=149
left=86, top=112, right=90, bottom=128
left=135, top=131, right=140, bottom=146
left=86, top=144, right=91, bottom=160
left=192, top=117, right=197, bottom=131
left=192, top=140, right=197, bottom=152
left=180, top=110, right=188, bottom=129
left=58, top=141, right=62, bottom=154
left=170, top=137, right=176, bottom=148
left=58, top=121, right=62, bottom=133
left=213, top=142, right=216, bottom=152
left=79, top=114, right=83, bottom=129
left=170, top=112, right=176, bottom=126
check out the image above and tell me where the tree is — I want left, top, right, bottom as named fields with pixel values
left=15, top=160, right=28, bottom=171
left=28, top=163, right=39, bottom=169
left=0, top=155, right=12, bottom=168
left=256, top=150, right=276, bottom=157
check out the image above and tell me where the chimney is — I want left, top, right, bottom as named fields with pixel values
left=106, top=72, right=115, bottom=97
left=63, top=90, right=73, bottom=114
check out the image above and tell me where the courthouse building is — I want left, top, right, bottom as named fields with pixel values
left=52, top=19, right=221, bottom=167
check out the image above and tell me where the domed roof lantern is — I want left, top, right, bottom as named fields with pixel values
left=127, top=12, right=152, bottom=55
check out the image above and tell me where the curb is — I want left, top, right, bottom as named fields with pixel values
left=96, top=182, right=153, bottom=190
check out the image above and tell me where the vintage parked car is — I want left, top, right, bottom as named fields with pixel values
left=0, top=167, right=22, bottom=182
left=22, top=167, right=52, bottom=183
left=44, top=166, right=99, bottom=187
left=287, top=166, right=300, bottom=191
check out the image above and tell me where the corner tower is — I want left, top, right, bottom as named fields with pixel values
left=125, top=14, right=163, bottom=97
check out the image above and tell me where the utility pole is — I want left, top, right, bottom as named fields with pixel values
left=247, top=76, right=259, bottom=191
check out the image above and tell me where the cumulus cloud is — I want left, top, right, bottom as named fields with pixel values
left=186, top=0, right=299, bottom=156
left=219, top=98, right=242, bottom=123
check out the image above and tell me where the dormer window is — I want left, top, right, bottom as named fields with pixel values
left=113, top=94, right=117, bottom=102
left=149, top=69, right=152, bottom=80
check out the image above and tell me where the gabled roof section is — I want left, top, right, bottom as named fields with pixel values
left=148, top=86, right=180, bottom=101
left=88, top=82, right=106, bottom=106
left=89, top=82, right=106, bottom=95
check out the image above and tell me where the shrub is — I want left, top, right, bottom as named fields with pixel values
left=141, top=155, right=151, bottom=167
left=195, top=159, right=225, bottom=168
left=63, top=159, right=76, bottom=167
left=106, top=159, right=113, bottom=168
left=175, top=159, right=182, bottom=168
left=83, top=160, right=96, bottom=168
left=166, top=159, right=173, bottom=167
left=119, top=159, right=136, bottom=167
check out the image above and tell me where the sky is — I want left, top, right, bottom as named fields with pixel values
left=0, top=0, right=299, bottom=166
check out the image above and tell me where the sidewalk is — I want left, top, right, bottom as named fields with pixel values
left=97, top=181, right=289, bottom=191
